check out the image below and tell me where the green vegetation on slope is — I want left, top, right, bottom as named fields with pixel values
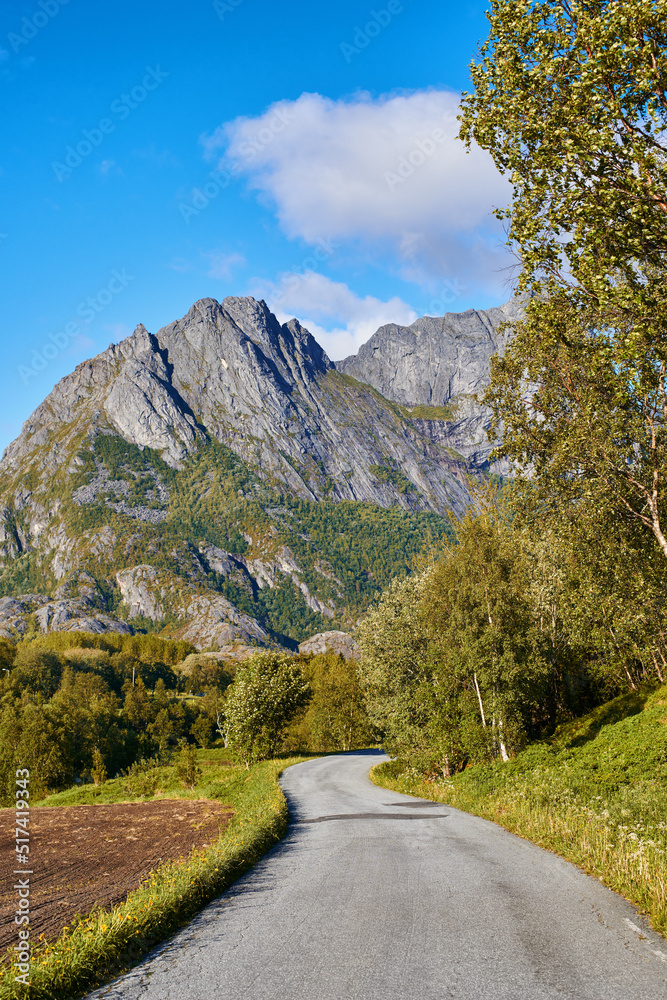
left=369, top=464, right=419, bottom=495
left=401, top=403, right=455, bottom=421
left=0, top=633, right=222, bottom=803
left=280, top=498, right=452, bottom=612
left=357, top=480, right=667, bottom=777
left=372, top=684, right=667, bottom=936
left=0, top=435, right=453, bottom=642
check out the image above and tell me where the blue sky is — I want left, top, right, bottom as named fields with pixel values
left=0, top=0, right=514, bottom=454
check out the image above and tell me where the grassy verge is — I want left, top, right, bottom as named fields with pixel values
left=371, top=684, right=667, bottom=938
left=0, top=749, right=310, bottom=1000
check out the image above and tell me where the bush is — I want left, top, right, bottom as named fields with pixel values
left=190, top=715, right=214, bottom=749
left=175, top=740, right=201, bottom=789
left=122, top=757, right=161, bottom=798
left=91, top=747, right=107, bottom=786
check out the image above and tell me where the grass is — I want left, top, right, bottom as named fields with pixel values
left=401, top=403, right=455, bottom=421
left=0, top=748, right=311, bottom=1000
left=371, top=684, right=667, bottom=938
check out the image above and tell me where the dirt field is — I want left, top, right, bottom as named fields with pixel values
left=0, top=799, right=232, bottom=954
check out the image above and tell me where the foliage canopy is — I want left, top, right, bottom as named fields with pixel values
left=224, top=653, right=311, bottom=767
left=460, top=0, right=667, bottom=558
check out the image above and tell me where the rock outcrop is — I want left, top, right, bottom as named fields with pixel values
left=337, top=296, right=523, bottom=470
left=0, top=593, right=133, bottom=640
left=115, top=565, right=165, bottom=620
left=171, top=594, right=269, bottom=650
left=298, top=631, right=361, bottom=661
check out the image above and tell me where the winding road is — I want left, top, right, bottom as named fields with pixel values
left=90, top=750, right=667, bottom=999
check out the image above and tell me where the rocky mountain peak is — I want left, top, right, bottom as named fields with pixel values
left=0, top=292, right=522, bottom=649
left=130, top=322, right=151, bottom=347
left=335, top=295, right=522, bottom=471
left=0, top=296, right=528, bottom=646
left=337, top=296, right=522, bottom=409
left=221, top=295, right=284, bottom=343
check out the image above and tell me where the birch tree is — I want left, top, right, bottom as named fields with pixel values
left=426, top=488, right=551, bottom=761
left=224, top=653, right=310, bottom=767
left=356, top=570, right=436, bottom=756
left=459, top=0, right=667, bottom=558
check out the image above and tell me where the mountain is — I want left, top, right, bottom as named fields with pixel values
left=337, top=297, right=523, bottom=472
left=0, top=295, right=518, bottom=650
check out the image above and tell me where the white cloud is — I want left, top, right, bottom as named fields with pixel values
left=167, top=257, right=193, bottom=273
left=204, top=250, right=246, bottom=280
left=251, top=271, right=417, bottom=361
left=69, top=332, right=95, bottom=353
left=103, top=323, right=133, bottom=344
left=205, top=90, right=512, bottom=293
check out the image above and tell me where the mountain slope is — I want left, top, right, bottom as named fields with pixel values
left=0, top=295, right=516, bottom=648
left=338, top=297, right=522, bottom=470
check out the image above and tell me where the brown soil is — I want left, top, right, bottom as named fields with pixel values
left=0, top=798, right=232, bottom=955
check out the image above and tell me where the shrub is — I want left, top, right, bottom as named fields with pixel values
left=91, top=747, right=107, bottom=786
left=122, top=757, right=161, bottom=798
left=175, top=740, right=201, bottom=789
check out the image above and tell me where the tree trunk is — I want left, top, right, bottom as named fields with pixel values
left=497, top=717, right=510, bottom=762
left=649, top=647, right=664, bottom=684
left=216, top=711, right=228, bottom=748
left=473, top=673, right=487, bottom=727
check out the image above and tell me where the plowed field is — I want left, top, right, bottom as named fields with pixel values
left=0, top=799, right=232, bottom=954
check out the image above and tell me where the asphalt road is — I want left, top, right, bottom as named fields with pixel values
left=90, top=750, right=667, bottom=1000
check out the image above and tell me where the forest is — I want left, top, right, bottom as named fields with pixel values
left=0, top=629, right=373, bottom=802
left=356, top=480, right=667, bottom=776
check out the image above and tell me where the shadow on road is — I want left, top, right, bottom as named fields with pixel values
left=296, top=812, right=449, bottom=823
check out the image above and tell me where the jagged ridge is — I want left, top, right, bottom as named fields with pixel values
left=0, top=295, right=517, bottom=648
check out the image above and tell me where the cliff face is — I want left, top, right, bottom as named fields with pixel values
left=3, top=296, right=479, bottom=510
left=336, top=296, right=522, bottom=470
left=0, top=295, right=518, bottom=648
